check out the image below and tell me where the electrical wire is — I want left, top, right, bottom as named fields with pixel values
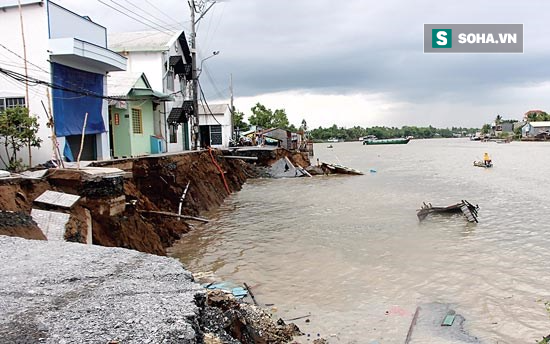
left=143, top=0, right=182, bottom=24
left=119, top=0, right=184, bottom=31
left=198, top=79, right=222, bottom=126
left=96, top=0, right=170, bottom=33
left=107, top=0, right=178, bottom=32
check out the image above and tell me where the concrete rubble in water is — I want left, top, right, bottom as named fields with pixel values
left=0, top=236, right=205, bottom=344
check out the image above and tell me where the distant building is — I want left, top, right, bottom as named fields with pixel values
left=0, top=0, right=126, bottom=165
left=491, top=121, right=515, bottom=136
left=198, top=104, right=232, bottom=148
left=108, top=30, right=192, bottom=152
left=107, top=72, right=173, bottom=158
left=522, top=121, right=550, bottom=138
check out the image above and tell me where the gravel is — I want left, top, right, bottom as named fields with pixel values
left=0, top=235, right=205, bottom=344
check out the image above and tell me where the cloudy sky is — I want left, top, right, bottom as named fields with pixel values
left=53, top=0, right=550, bottom=129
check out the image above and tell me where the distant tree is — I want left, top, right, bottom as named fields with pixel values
left=495, top=114, right=502, bottom=125
left=481, top=123, right=491, bottom=134
left=249, top=103, right=272, bottom=128
left=525, top=110, right=550, bottom=122
left=0, top=107, right=42, bottom=171
left=249, top=103, right=292, bottom=130
left=232, top=110, right=249, bottom=132
left=272, top=109, right=290, bottom=129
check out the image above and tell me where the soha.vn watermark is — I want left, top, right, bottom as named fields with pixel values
left=424, top=24, right=523, bottom=53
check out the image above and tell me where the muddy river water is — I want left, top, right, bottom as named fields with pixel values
left=169, top=139, right=550, bottom=343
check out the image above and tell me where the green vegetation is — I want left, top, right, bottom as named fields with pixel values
left=308, top=124, right=477, bottom=141
left=0, top=107, right=41, bottom=171
left=525, top=110, right=550, bottom=122
left=248, top=103, right=294, bottom=130
left=231, top=109, right=249, bottom=132
left=236, top=102, right=477, bottom=140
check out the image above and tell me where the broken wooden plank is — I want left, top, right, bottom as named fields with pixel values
left=405, top=306, right=420, bottom=344
left=222, top=156, right=258, bottom=160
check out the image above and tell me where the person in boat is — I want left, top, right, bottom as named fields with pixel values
left=483, top=152, right=492, bottom=167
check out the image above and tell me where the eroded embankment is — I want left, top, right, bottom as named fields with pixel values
left=0, top=148, right=309, bottom=255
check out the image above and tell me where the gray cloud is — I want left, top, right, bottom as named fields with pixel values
left=55, top=0, right=550, bottom=125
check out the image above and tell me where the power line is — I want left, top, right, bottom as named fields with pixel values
left=198, top=79, right=221, bottom=125
left=108, top=0, right=178, bottom=32
left=143, top=0, right=181, bottom=24
left=1, top=66, right=141, bottom=102
left=118, top=0, right=183, bottom=31
left=96, top=0, right=170, bottom=33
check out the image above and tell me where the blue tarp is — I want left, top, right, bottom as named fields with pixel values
left=51, top=63, right=106, bottom=137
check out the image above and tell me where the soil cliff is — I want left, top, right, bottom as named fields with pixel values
left=0, top=148, right=310, bottom=256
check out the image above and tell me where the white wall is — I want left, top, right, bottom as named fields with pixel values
left=0, top=4, right=54, bottom=167
left=199, top=107, right=232, bottom=148
left=47, top=1, right=106, bottom=47
left=125, top=52, right=163, bottom=91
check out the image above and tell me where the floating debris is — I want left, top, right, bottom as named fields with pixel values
left=320, top=162, right=363, bottom=175
left=417, top=200, right=479, bottom=223
left=404, top=303, right=480, bottom=343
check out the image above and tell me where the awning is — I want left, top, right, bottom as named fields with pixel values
left=167, top=100, right=193, bottom=123
left=167, top=107, right=185, bottom=123
left=130, top=88, right=174, bottom=101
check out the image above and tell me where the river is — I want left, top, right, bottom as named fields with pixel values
left=168, top=138, right=550, bottom=343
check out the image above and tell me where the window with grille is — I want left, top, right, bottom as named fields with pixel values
left=131, top=108, right=143, bottom=134
left=0, top=97, right=26, bottom=113
left=166, top=70, right=174, bottom=91
left=210, top=125, right=222, bottom=145
left=169, top=124, right=177, bottom=143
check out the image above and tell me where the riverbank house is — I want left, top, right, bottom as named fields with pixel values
left=0, top=0, right=126, bottom=166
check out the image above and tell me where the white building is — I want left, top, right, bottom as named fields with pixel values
left=108, top=31, right=193, bottom=152
left=198, top=104, right=232, bottom=148
left=0, top=0, right=126, bottom=167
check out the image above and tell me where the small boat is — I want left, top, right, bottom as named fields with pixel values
left=327, top=145, right=333, bottom=148
left=473, top=161, right=492, bottom=168
left=327, top=138, right=339, bottom=143
left=474, top=152, right=492, bottom=168
left=363, top=137, right=410, bottom=145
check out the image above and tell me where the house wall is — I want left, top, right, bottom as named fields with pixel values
left=120, top=50, right=190, bottom=153
left=47, top=1, right=106, bottom=46
left=198, top=108, right=232, bottom=148
left=129, top=100, right=155, bottom=156
left=110, top=106, right=132, bottom=158
left=265, top=129, right=291, bottom=149
left=0, top=3, right=54, bottom=167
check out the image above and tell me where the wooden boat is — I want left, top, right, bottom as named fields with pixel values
left=363, top=137, right=410, bottom=145
left=473, top=161, right=492, bottom=168
left=417, top=200, right=479, bottom=223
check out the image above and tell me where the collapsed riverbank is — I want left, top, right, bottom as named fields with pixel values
left=0, top=148, right=309, bottom=255
left=0, top=147, right=311, bottom=343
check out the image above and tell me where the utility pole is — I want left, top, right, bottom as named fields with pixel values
left=230, top=73, right=234, bottom=141
left=188, top=0, right=216, bottom=150
left=17, top=0, right=32, bottom=166
left=189, top=0, right=198, bottom=150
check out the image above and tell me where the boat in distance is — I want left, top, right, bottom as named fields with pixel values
left=363, top=137, right=411, bottom=145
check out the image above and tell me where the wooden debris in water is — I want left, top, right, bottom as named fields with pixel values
left=417, top=200, right=479, bottom=223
